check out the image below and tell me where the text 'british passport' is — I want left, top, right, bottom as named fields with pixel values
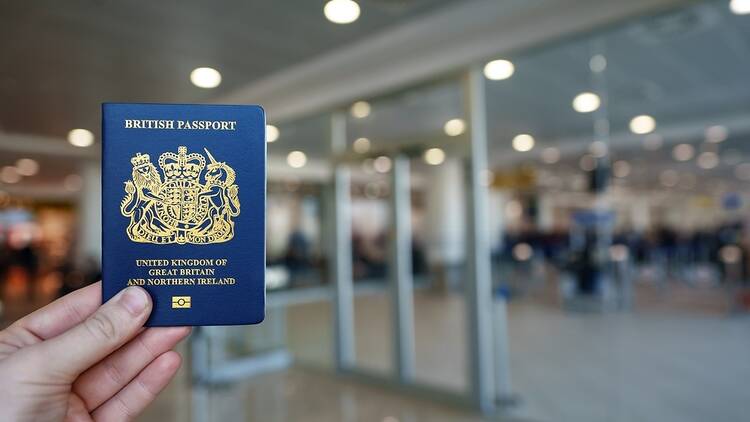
left=102, top=103, right=266, bottom=326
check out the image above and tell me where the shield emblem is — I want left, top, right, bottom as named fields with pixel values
left=158, top=180, right=205, bottom=227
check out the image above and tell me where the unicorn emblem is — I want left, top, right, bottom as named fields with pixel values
left=192, top=148, right=241, bottom=242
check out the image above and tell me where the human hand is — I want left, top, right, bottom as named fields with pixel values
left=0, top=282, right=191, bottom=421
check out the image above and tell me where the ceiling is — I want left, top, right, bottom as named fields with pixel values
left=0, top=0, right=458, bottom=139
left=268, top=0, right=750, bottom=193
left=2, top=0, right=749, bottom=196
left=486, top=0, right=750, bottom=150
left=0, top=150, right=79, bottom=187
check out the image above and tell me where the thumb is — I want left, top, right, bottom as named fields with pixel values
left=31, top=286, right=152, bottom=380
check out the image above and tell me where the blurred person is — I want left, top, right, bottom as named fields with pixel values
left=285, top=228, right=311, bottom=274
left=0, top=282, right=190, bottom=421
left=352, top=231, right=369, bottom=279
left=568, top=230, right=601, bottom=295
left=411, top=238, right=427, bottom=276
left=370, top=231, right=388, bottom=278
left=14, top=242, right=39, bottom=301
left=0, top=231, right=9, bottom=289
left=81, top=256, right=102, bottom=286
left=55, top=254, right=100, bottom=299
left=55, top=255, right=81, bottom=298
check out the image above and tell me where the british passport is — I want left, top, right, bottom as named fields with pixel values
left=102, top=103, right=266, bottom=326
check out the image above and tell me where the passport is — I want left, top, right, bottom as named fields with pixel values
left=102, top=103, right=266, bottom=326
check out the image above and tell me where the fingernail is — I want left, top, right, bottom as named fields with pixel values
left=119, top=287, right=150, bottom=316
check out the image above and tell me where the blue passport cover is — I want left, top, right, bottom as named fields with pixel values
left=102, top=103, right=266, bottom=326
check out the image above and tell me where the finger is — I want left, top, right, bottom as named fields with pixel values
left=65, top=394, right=93, bottom=422
left=0, top=282, right=102, bottom=356
left=74, top=326, right=191, bottom=411
left=30, top=286, right=152, bottom=380
left=15, top=281, right=102, bottom=340
left=92, top=351, right=182, bottom=422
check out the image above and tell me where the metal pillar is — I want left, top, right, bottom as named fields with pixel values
left=463, top=66, right=497, bottom=414
left=493, top=299, right=513, bottom=400
left=389, top=155, right=416, bottom=383
left=77, top=160, right=102, bottom=264
left=330, top=111, right=355, bottom=370
left=189, top=327, right=210, bottom=422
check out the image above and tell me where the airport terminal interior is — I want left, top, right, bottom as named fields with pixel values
left=1, top=0, right=750, bottom=421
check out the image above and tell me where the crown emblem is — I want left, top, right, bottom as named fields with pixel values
left=131, top=153, right=151, bottom=168
left=158, top=146, right=206, bottom=181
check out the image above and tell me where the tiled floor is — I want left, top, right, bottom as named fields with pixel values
left=167, top=369, right=505, bottom=422
left=140, top=281, right=750, bottom=422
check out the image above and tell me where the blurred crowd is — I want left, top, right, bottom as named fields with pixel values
left=0, top=222, right=100, bottom=322
left=2, top=203, right=749, bottom=319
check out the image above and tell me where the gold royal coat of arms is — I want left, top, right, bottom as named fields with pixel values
left=120, top=146, right=240, bottom=245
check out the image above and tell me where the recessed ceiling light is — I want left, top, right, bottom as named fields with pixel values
left=541, top=147, right=560, bottom=164
left=68, top=128, right=94, bottom=147
left=730, top=0, right=750, bottom=15
left=572, top=92, right=601, bottom=113
left=705, top=125, right=728, bottom=143
left=15, top=158, right=39, bottom=176
left=443, top=118, right=466, bottom=136
left=483, top=59, right=515, bottom=80
left=266, top=124, right=279, bottom=143
left=350, top=101, right=371, bottom=118
left=720, top=245, right=742, bottom=264
left=287, top=151, right=307, bottom=168
left=512, top=134, right=535, bottom=152
left=629, top=115, right=656, bottom=134
left=353, top=137, right=371, bottom=153
left=423, top=148, right=446, bottom=165
left=512, top=243, right=533, bottom=261
left=324, top=0, right=360, bottom=24
left=374, top=156, right=392, bottom=173
left=697, top=151, right=719, bottom=169
left=613, top=160, right=631, bottom=178
left=610, top=245, right=629, bottom=262
left=190, top=67, right=222, bottom=88
left=589, top=54, right=607, bottom=73
left=672, top=143, right=695, bottom=161
left=1, top=166, right=21, bottom=184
